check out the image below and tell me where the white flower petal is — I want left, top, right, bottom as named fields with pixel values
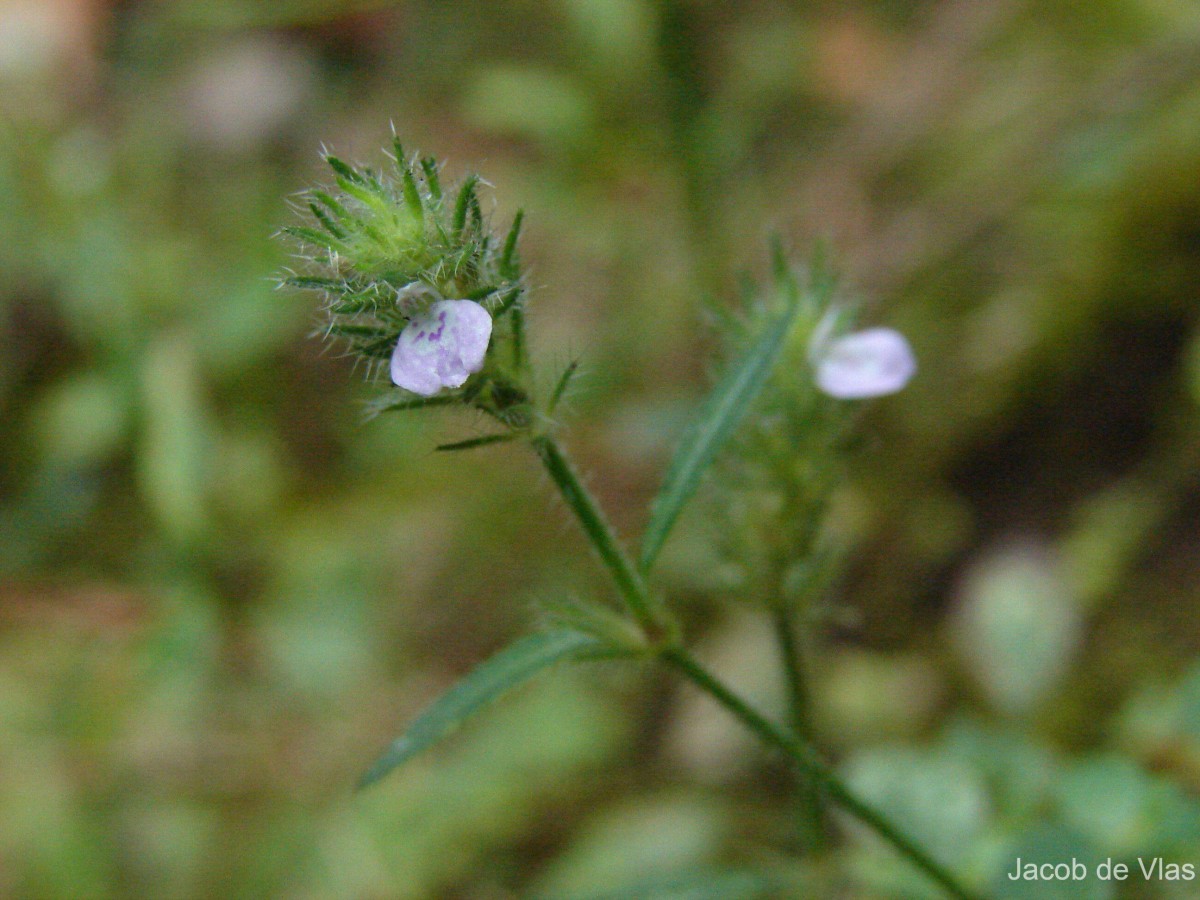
left=390, top=299, right=493, bottom=396
left=814, top=327, right=915, bottom=399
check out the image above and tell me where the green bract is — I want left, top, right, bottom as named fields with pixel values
left=280, top=141, right=531, bottom=424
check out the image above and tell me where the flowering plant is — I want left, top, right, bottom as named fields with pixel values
left=282, top=143, right=978, bottom=900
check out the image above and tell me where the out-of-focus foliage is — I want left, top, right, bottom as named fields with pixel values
left=1, top=0, right=1199, bottom=897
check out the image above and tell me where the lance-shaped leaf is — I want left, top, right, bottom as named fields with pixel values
left=436, top=433, right=515, bottom=452
left=358, top=628, right=600, bottom=788
left=361, top=392, right=458, bottom=419
left=638, top=292, right=803, bottom=574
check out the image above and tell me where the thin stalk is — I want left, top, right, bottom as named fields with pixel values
left=663, top=647, right=981, bottom=900
left=532, top=435, right=667, bottom=638
left=531, top=433, right=980, bottom=900
left=772, top=605, right=828, bottom=853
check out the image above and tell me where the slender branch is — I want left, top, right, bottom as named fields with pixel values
left=530, top=432, right=980, bottom=900
left=531, top=435, right=668, bottom=639
left=663, top=647, right=982, bottom=900
left=772, top=605, right=828, bottom=852
left=773, top=606, right=810, bottom=737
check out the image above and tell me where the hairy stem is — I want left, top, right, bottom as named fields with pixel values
left=532, top=435, right=668, bottom=639
left=663, top=647, right=981, bottom=900
left=533, top=433, right=980, bottom=900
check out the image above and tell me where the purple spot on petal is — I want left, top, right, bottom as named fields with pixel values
left=390, top=299, right=493, bottom=396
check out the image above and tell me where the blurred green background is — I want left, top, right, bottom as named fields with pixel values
left=2, top=0, right=1200, bottom=897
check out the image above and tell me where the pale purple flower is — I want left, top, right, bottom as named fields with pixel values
left=390, top=299, right=492, bottom=396
left=813, top=327, right=915, bottom=399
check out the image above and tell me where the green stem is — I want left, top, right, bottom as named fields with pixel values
left=772, top=605, right=829, bottom=853
left=663, top=648, right=981, bottom=900
left=532, top=433, right=979, bottom=900
left=532, top=435, right=667, bottom=639
left=773, top=606, right=810, bottom=737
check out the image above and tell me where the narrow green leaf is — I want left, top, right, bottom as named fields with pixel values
left=551, top=869, right=776, bottom=900
left=501, top=208, right=524, bottom=278
left=548, top=360, right=579, bottom=414
left=421, top=157, right=443, bottom=201
left=325, top=154, right=364, bottom=184
left=328, top=297, right=375, bottom=315
left=327, top=323, right=387, bottom=339
left=283, top=274, right=346, bottom=291
left=402, top=169, right=424, bottom=221
left=465, top=284, right=501, bottom=302
left=453, top=173, right=480, bottom=236
left=638, top=295, right=804, bottom=573
left=511, top=306, right=527, bottom=370
left=358, top=629, right=599, bottom=788
left=335, top=176, right=388, bottom=214
left=435, top=433, right=515, bottom=452
left=308, top=202, right=346, bottom=239
left=363, top=167, right=386, bottom=194
left=311, top=190, right=353, bottom=224
left=363, top=393, right=458, bottom=418
left=468, top=191, right=485, bottom=233
left=280, top=225, right=344, bottom=252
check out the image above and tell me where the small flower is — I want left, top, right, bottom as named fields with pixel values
left=390, top=300, right=493, bottom=396
left=812, top=327, right=915, bottom=399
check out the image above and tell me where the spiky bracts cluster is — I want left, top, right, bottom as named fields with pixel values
left=280, top=140, right=530, bottom=419
left=709, top=246, right=844, bottom=606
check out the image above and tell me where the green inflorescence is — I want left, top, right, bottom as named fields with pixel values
left=279, top=139, right=531, bottom=423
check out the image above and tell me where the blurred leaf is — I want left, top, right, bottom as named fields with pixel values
left=32, top=373, right=128, bottom=467
left=551, top=868, right=776, bottom=900
left=170, top=0, right=396, bottom=29
left=639, top=292, right=801, bottom=573
left=1187, top=325, right=1200, bottom=407
left=359, top=629, right=601, bottom=788
left=952, top=543, right=1082, bottom=715
left=138, top=335, right=212, bottom=545
left=842, top=746, right=989, bottom=872
left=990, top=826, right=1112, bottom=900
left=1060, top=481, right=1163, bottom=608
left=559, top=0, right=656, bottom=77
left=465, top=65, right=596, bottom=150
left=533, top=794, right=732, bottom=898
left=823, top=651, right=943, bottom=743
left=942, top=719, right=1058, bottom=822
left=1053, top=754, right=1200, bottom=861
